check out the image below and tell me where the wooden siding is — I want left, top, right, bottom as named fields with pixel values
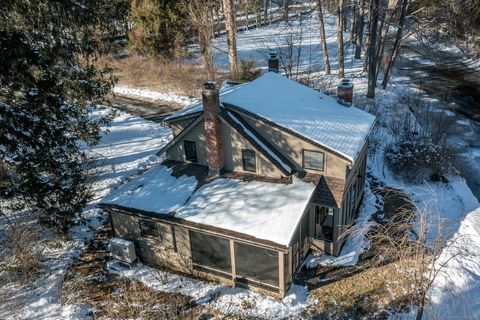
left=168, top=117, right=196, bottom=137
left=108, top=208, right=291, bottom=298
left=166, top=119, right=208, bottom=166
left=220, top=118, right=284, bottom=178
left=237, top=111, right=350, bottom=179
left=166, top=116, right=285, bottom=179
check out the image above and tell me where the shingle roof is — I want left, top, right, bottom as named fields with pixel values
left=310, top=176, right=345, bottom=208
left=165, top=72, right=375, bottom=162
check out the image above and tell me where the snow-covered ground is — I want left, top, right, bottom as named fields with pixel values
left=2, top=7, right=479, bottom=320
left=0, top=108, right=172, bottom=319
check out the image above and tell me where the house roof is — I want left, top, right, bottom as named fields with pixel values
left=101, top=162, right=316, bottom=246
left=165, top=72, right=375, bottom=162
left=310, top=176, right=346, bottom=208
left=101, top=164, right=197, bottom=214
left=164, top=81, right=246, bottom=122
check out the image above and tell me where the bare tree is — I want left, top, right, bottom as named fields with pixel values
left=337, top=0, right=345, bottom=78
left=182, top=0, right=216, bottom=80
left=223, top=0, right=239, bottom=79
left=284, top=0, right=289, bottom=23
left=317, top=0, right=331, bottom=75
left=382, top=0, right=409, bottom=88
left=355, top=0, right=365, bottom=58
left=367, top=0, right=379, bottom=97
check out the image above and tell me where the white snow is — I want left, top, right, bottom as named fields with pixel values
left=102, top=165, right=197, bottom=213
left=223, top=72, right=375, bottom=162
left=429, top=207, right=480, bottom=319
left=168, top=72, right=375, bottom=162
left=176, top=177, right=315, bottom=246
left=227, top=110, right=292, bottom=173
left=113, top=85, right=197, bottom=106
left=164, top=81, right=246, bottom=121
left=0, top=107, right=172, bottom=320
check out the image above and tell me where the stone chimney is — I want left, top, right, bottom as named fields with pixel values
left=337, top=78, right=354, bottom=104
left=202, top=82, right=224, bottom=176
left=268, top=50, right=279, bottom=73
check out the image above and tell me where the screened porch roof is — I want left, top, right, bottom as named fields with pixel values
left=101, top=161, right=317, bottom=246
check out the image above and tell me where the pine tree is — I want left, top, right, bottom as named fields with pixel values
left=128, top=0, right=186, bottom=57
left=0, top=0, right=125, bottom=238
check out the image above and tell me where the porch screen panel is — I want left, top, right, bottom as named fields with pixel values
left=190, top=231, right=231, bottom=273
left=234, top=242, right=279, bottom=286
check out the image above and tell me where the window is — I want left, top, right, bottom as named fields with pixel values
left=139, top=219, right=159, bottom=238
left=184, top=140, right=198, bottom=163
left=350, top=182, right=357, bottom=219
left=303, top=150, right=325, bottom=171
left=315, top=207, right=334, bottom=242
left=189, top=231, right=231, bottom=273
left=242, top=149, right=256, bottom=172
left=234, top=242, right=279, bottom=286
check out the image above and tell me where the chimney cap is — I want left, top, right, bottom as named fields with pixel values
left=338, top=78, right=353, bottom=88
left=269, top=50, right=278, bottom=59
left=203, top=81, right=219, bottom=90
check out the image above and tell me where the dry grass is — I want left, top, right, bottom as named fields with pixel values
left=99, top=54, right=229, bottom=98
left=0, top=223, right=43, bottom=284
left=307, top=263, right=414, bottom=318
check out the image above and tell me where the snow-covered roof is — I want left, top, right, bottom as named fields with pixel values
left=223, top=73, right=375, bottom=161
left=164, top=81, right=246, bottom=121
left=101, top=165, right=197, bottom=213
left=102, top=163, right=315, bottom=246
left=166, top=72, right=375, bottom=162
left=176, top=177, right=315, bottom=246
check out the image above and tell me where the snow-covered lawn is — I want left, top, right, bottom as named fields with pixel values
left=0, top=108, right=172, bottom=319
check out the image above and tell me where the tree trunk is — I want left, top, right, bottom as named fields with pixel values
left=363, top=0, right=373, bottom=72
left=263, top=0, right=268, bottom=25
left=374, top=3, right=388, bottom=83
left=256, top=0, right=261, bottom=28
left=223, top=0, right=239, bottom=79
left=337, top=0, right=345, bottom=78
left=350, top=0, right=357, bottom=43
left=355, top=0, right=365, bottom=58
left=317, top=0, right=331, bottom=75
left=382, top=0, right=409, bottom=89
left=367, top=0, right=379, bottom=98
left=269, top=0, right=273, bottom=24
left=284, top=0, right=289, bottom=23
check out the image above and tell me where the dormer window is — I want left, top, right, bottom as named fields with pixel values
left=242, top=149, right=256, bottom=172
left=184, top=140, right=198, bottom=163
left=303, top=150, right=324, bottom=171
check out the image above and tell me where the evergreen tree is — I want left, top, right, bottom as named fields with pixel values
left=0, top=0, right=125, bottom=238
left=128, top=0, right=187, bottom=57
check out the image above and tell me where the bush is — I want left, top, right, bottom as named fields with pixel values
left=385, top=138, right=454, bottom=182
left=238, top=59, right=261, bottom=82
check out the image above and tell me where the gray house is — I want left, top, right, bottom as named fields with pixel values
left=101, top=64, right=375, bottom=298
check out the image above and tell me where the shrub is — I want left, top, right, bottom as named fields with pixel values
left=238, top=59, right=261, bottom=82
left=385, top=138, right=454, bottom=182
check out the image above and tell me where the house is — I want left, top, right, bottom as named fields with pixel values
left=100, top=56, right=375, bottom=298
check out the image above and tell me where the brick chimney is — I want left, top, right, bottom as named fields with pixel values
left=337, top=78, right=354, bottom=104
left=268, top=50, right=279, bottom=73
left=202, top=82, right=224, bottom=176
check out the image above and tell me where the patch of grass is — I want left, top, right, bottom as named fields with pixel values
left=99, top=54, right=228, bottom=98
left=307, top=263, right=413, bottom=319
